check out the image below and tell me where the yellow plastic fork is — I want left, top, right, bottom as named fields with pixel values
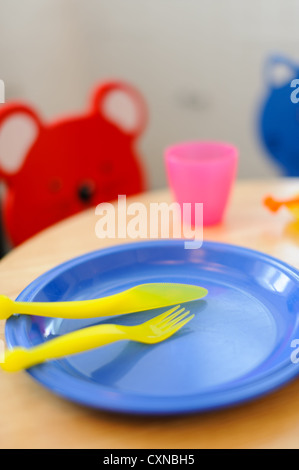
left=0, top=305, right=194, bottom=372
left=0, top=283, right=207, bottom=320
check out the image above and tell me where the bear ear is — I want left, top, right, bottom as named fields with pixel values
left=264, top=55, right=297, bottom=89
left=0, top=103, right=42, bottom=180
left=90, top=81, right=147, bottom=138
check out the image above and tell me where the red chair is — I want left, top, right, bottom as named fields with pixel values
left=0, top=81, right=147, bottom=246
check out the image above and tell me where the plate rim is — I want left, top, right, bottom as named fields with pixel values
left=5, top=239, right=299, bottom=415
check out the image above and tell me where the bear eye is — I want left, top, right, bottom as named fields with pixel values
left=266, top=134, right=280, bottom=151
left=77, top=181, right=95, bottom=203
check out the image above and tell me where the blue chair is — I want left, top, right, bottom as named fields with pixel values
left=258, top=55, right=299, bottom=176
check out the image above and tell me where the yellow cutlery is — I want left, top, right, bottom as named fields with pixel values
left=1, top=305, right=193, bottom=372
left=0, top=283, right=207, bottom=320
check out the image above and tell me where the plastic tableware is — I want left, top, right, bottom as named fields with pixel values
left=164, top=141, right=238, bottom=226
left=264, top=194, right=299, bottom=220
left=0, top=283, right=207, bottom=320
left=1, top=306, right=193, bottom=372
left=4, top=240, right=299, bottom=415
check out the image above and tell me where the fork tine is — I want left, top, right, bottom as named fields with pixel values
left=165, top=314, right=195, bottom=335
left=145, top=305, right=181, bottom=325
left=161, top=310, right=191, bottom=330
left=157, top=307, right=186, bottom=327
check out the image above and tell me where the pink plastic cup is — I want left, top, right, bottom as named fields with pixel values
left=164, top=141, right=238, bottom=226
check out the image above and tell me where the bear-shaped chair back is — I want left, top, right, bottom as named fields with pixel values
left=0, top=80, right=147, bottom=246
left=258, top=55, right=299, bottom=176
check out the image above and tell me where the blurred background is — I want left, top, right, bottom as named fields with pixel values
left=1, top=0, right=299, bottom=189
left=1, top=0, right=299, bottom=256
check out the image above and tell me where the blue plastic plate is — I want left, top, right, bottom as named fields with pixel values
left=5, top=240, right=299, bottom=415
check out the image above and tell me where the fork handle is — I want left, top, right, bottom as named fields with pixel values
left=1, top=324, right=126, bottom=372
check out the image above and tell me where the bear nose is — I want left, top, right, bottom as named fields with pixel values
left=78, top=181, right=95, bottom=203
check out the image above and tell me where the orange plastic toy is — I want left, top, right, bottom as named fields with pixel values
left=0, top=81, right=147, bottom=246
left=264, top=195, right=299, bottom=220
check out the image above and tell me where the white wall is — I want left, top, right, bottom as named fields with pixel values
left=1, top=0, right=298, bottom=188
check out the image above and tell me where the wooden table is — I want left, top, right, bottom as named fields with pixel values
left=1, top=178, right=299, bottom=449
